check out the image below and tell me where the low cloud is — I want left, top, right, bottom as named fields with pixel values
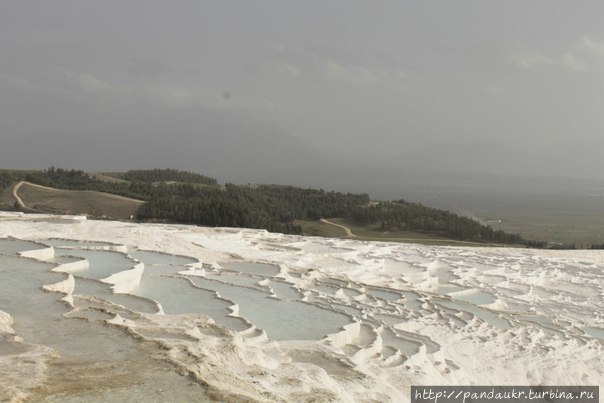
left=260, top=44, right=409, bottom=92
left=509, top=36, right=604, bottom=73
left=580, top=36, right=604, bottom=57
left=509, top=50, right=556, bottom=70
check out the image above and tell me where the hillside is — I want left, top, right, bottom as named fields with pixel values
left=13, top=181, right=143, bottom=219
left=0, top=167, right=545, bottom=247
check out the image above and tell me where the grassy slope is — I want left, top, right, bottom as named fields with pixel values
left=297, top=217, right=506, bottom=247
left=0, top=187, right=16, bottom=210
left=16, top=182, right=143, bottom=219
left=88, top=172, right=130, bottom=184
left=295, top=219, right=348, bottom=238
left=0, top=170, right=33, bottom=209
left=95, top=172, right=127, bottom=180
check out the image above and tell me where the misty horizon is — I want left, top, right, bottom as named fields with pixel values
left=0, top=1, right=602, bottom=182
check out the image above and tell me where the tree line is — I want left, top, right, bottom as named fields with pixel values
left=0, top=166, right=581, bottom=248
left=137, top=183, right=370, bottom=234
left=351, top=200, right=545, bottom=247
left=120, top=168, right=217, bottom=185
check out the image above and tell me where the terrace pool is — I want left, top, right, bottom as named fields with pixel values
left=191, top=277, right=352, bottom=340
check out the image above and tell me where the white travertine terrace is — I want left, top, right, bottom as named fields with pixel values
left=0, top=212, right=602, bottom=402
left=51, top=258, right=90, bottom=274
left=42, top=275, right=75, bottom=306
left=101, top=262, right=145, bottom=293
left=18, top=245, right=54, bottom=260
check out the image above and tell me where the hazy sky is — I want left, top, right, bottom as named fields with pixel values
left=1, top=1, right=603, bottom=159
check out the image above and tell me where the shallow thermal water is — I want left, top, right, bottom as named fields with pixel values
left=130, top=274, right=248, bottom=331
left=41, top=238, right=119, bottom=248
left=73, top=277, right=159, bottom=314
left=53, top=249, right=136, bottom=279
left=267, top=279, right=303, bottom=300
left=221, top=261, right=280, bottom=276
left=191, top=276, right=352, bottom=340
left=0, top=214, right=603, bottom=402
left=585, top=327, right=604, bottom=341
left=205, top=270, right=267, bottom=290
left=129, top=248, right=198, bottom=266
left=0, top=252, right=209, bottom=402
left=0, top=238, right=47, bottom=254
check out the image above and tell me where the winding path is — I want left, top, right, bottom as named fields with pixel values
left=11, top=181, right=144, bottom=213
left=320, top=218, right=355, bottom=237
left=11, top=181, right=54, bottom=213
left=11, top=181, right=28, bottom=209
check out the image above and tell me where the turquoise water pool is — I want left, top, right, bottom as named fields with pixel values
left=191, top=277, right=352, bottom=340
left=0, top=238, right=47, bottom=255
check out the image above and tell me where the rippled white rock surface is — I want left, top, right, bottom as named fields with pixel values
left=0, top=212, right=603, bottom=402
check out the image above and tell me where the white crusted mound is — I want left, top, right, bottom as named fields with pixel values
left=19, top=245, right=54, bottom=260
left=42, top=274, right=76, bottom=306
left=101, top=262, right=145, bottom=293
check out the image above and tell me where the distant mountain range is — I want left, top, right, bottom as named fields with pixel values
left=1, top=118, right=603, bottom=188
